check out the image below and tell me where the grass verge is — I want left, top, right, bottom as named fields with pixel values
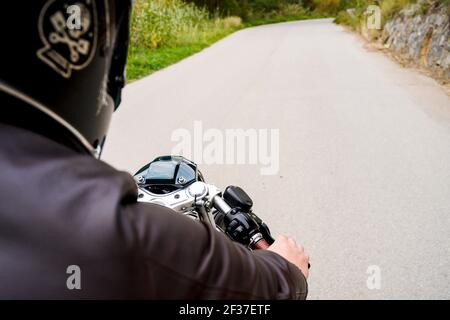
left=127, top=27, right=240, bottom=81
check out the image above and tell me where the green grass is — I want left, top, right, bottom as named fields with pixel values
left=127, top=26, right=240, bottom=81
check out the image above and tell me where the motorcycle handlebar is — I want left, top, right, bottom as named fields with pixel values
left=213, top=196, right=271, bottom=250
left=212, top=195, right=232, bottom=215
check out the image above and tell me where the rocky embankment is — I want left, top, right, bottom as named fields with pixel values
left=381, top=1, right=449, bottom=80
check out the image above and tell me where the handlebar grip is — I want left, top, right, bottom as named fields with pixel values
left=251, top=238, right=311, bottom=269
left=251, top=239, right=270, bottom=250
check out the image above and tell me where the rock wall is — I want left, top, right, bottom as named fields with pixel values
left=382, top=1, right=449, bottom=79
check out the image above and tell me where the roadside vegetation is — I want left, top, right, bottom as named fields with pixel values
left=335, top=0, right=449, bottom=31
left=127, top=0, right=340, bottom=81
left=127, top=0, right=238, bottom=80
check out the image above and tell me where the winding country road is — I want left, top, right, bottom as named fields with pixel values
left=103, top=18, right=450, bottom=299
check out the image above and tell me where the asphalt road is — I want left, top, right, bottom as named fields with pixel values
left=103, top=19, right=450, bottom=299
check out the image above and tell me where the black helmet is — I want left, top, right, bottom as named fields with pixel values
left=0, top=0, right=132, bottom=156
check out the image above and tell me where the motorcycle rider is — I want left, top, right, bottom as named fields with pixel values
left=0, top=0, right=309, bottom=299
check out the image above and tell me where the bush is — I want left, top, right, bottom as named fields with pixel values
left=251, top=0, right=282, bottom=12
left=185, top=0, right=333, bottom=20
left=380, top=0, right=413, bottom=21
left=130, top=0, right=210, bottom=49
left=312, top=0, right=341, bottom=12
left=334, top=8, right=361, bottom=29
left=215, top=16, right=242, bottom=29
left=278, top=4, right=308, bottom=17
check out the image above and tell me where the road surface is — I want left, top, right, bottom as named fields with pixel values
left=103, top=19, right=450, bottom=299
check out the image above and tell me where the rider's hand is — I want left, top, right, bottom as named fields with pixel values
left=268, top=235, right=309, bottom=279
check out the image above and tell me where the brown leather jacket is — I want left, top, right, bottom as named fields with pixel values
left=0, top=122, right=308, bottom=299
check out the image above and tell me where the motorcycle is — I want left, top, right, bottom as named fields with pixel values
left=133, top=155, right=275, bottom=250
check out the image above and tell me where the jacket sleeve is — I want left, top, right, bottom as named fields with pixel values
left=119, top=201, right=308, bottom=299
